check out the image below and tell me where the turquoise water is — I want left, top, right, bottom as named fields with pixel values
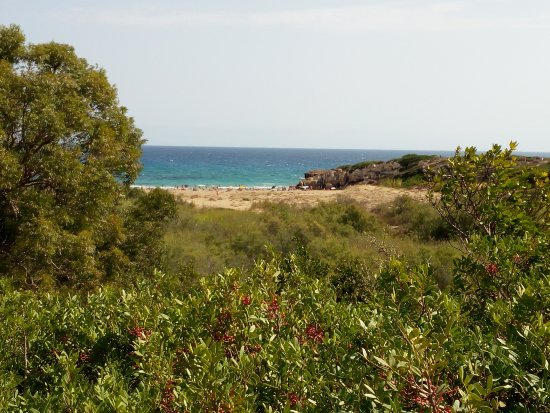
left=135, top=146, right=548, bottom=188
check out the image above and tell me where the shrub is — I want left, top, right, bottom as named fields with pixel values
left=375, top=195, right=452, bottom=241
left=338, top=204, right=376, bottom=233
left=429, top=142, right=549, bottom=310
left=331, top=258, right=371, bottom=302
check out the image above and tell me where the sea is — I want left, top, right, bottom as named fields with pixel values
left=135, top=146, right=549, bottom=188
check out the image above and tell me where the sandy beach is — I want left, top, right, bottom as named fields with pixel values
left=161, top=184, right=429, bottom=211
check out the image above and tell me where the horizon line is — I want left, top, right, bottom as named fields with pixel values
left=141, top=144, right=550, bottom=155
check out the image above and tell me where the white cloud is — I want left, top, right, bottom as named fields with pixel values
left=53, top=2, right=550, bottom=32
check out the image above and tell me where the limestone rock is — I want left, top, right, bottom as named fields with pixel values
left=296, top=154, right=548, bottom=190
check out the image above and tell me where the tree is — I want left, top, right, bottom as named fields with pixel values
left=122, top=188, right=177, bottom=276
left=429, top=142, right=549, bottom=246
left=428, top=143, right=549, bottom=319
left=0, top=25, right=149, bottom=287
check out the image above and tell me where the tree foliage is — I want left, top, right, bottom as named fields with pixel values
left=429, top=142, right=549, bottom=244
left=429, top=143, right=549, bottom=314
left=0, top=25, right=174, bottom=288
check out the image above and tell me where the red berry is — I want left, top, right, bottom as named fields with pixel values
left=128, top=326, right=151, bottom=340
left=241, top=295, right=252, bottom=306
left=486, top=263, right=498, bottom=275
left=266, top=297, right=280, bottom=319
left=288, top=392, right=299, bottom=406
left=305, top=324, right=324, bottom=343
left=78, top=352, right=91, bottom=363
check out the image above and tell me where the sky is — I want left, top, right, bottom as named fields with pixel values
left=2, top=0, right=550, bottom=151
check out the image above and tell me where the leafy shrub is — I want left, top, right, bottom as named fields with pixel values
left=429, top=142, right=549, bottom=310
left=331, top=258, right=371, bottom=302
left=374, top=195, right=452, bottom=241
left=338, top=204, right=377, bottom=233
left=0, top=253, right=460, bottom=412
left=2, top=242, right=546, bottom=411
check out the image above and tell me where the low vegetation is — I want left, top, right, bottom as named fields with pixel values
left=337, top=160, right=382, bottom=172
left=1, top=143, right=548, bottom=412
left=373, top=195, right=451, bottom=242
left=163, top=196, right=457, bottom=288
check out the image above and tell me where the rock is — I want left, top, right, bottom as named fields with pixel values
left=299, top=168, right=347, bottom=189
left=297, top=154, right=549, bottom=190
left=304, top=169, right=327, bottom=179
left=298, top=156, right=440, bottom=189
left=348, top=161, right=401, bottom=184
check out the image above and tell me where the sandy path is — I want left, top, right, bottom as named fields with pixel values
left=165, top=184, right=429, bottom=211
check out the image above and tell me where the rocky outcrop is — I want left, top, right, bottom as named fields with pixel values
left=298, top=161, right=402, bottom=189
left=297, top=156, right=445, bottom=189
left=348, top=161, right=401, bottom=184
left=298, top=169, right=345, bottom=189
left=297, top=154, right=549, bottom=190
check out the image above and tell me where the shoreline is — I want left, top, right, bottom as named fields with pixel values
left=140, top=183, right=430, bottom=211
left=132, top=184, right=293, bottom=191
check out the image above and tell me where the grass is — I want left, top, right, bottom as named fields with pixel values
left=163, top=196, right=458, bottom=288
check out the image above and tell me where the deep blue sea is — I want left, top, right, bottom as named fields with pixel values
left=135, top=146, right=549, bottom=188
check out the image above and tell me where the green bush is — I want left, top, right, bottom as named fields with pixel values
left=1, top=239, right=546, bottom=411
left=338, top=204, right=377, bottom=233
left=374, top=195, right=452, bottom=241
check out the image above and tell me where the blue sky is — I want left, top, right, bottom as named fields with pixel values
left=2, top=0, right=550, bottom=151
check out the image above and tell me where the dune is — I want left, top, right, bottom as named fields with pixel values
left=164, top=183, right=429, bottom=211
